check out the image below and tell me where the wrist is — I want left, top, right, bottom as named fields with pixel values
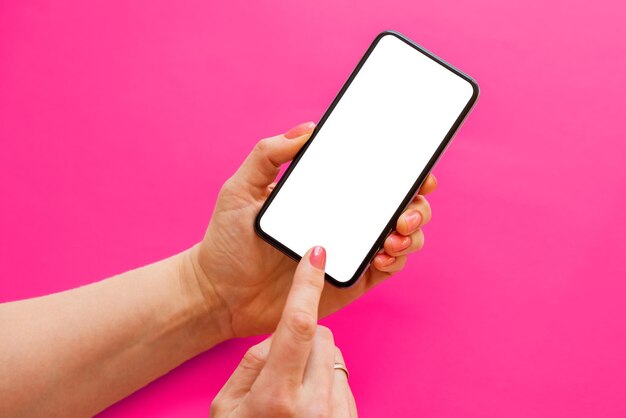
left=175, top=245, right=234, bottom=350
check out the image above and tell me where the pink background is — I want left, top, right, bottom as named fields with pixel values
left=1, top=1, right=625, bottom=417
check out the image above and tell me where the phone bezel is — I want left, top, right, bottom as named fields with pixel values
left=254, top=30, right=480, bottom=287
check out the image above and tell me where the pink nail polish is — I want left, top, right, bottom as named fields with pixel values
left=404, top=210, right=422, bottom=231
left=309, top=246, right=326, bottom=270
left=390, top=234, right=411, bottom=251
left=377, top=254, right=395, bottom=267
left=284, top=121, right=315, bottom=139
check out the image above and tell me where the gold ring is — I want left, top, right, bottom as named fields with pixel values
left=333, top=362, right=349, bottom=379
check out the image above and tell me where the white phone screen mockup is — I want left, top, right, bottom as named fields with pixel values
left=256, top=31, right=479, bottom=287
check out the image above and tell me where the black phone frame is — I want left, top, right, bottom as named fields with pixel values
left=254, top=30, right=480, bottom=288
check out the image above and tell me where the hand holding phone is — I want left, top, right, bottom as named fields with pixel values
left=194, top=126, right=436, bottom=338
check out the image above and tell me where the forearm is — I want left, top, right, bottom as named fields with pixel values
left=0, top=247, right=231, bottom=417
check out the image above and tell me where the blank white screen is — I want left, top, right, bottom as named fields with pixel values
left=260, top=34, right=474, bottom=283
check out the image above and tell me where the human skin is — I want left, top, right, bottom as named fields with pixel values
left=210, top=247, right=357, bottom=417
left=194, top=121, right=435, bottom=337
left=0, top=122, right=436, bottom=417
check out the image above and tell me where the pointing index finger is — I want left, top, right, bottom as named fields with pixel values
left=262, top=246, right=327, bottom=386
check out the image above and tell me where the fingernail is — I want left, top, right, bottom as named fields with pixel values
left=284, top=121, right=315, bottom=139
left=377, top=254, right=396, bottom=266
left=309, top=246, right=326, bottom=270
left=390, top=234, right=411, bottom=251
left=404, top=210, right=422, bottom=232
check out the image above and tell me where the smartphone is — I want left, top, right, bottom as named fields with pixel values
left=255, top=30, right=479, bottom=287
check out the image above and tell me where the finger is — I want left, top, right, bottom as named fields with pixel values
left=383, top=229, right=425, bottom=257
left=331, top=346, right=356, bottom=416
left=371, top=252, right=395, bottom=271
left=395, top=195, right=432, bottom=236
left=303, top=326, right=335, bottom=400
left=216, top=337, right=272, bottom=397
left=262, top=246, right=327, bottom=386
left=231, top=121, right=315, bottom=191
left=372, top=254, right=407, bottom=273
left=333, top=346, right=348, bottom=383
left=418, top=174, right=438, bottom=195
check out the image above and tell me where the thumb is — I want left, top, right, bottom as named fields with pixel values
left=231, top=121, right=316, bottom=191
